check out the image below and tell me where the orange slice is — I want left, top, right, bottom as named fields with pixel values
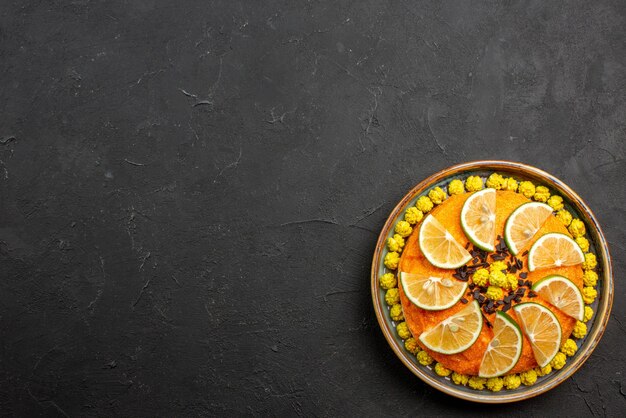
left=400, top=271, right=468, bottom=311
left=460, top=188, right=496, bottom=252
left=513, top=302, right=562, bottom=368
left=419, top=214, right=472, bottom=269
left=532, top=275, right=585, bottom=321
left=527, top=233, right=585, bottom=272
left=479, top=311, right=523, bottom=378
left=504, top=202, right=554, bottom=255
left=419, top=300, right=483, bottom=354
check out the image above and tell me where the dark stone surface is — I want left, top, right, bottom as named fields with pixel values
left=0, top=0, right=624, bottom=416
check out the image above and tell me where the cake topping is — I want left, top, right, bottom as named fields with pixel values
left=400, top=271, right=468, bottom=311
left=418, top=214, right=472, bottom=269
left=460, top=188, right=497, bottom=252
left=418, top=300, right=483, bottom=355
left=513, top=302, right=563, bottom=368
left=503, top=201, right=554, bottom=255
left=527, top=232, right=585, bottom=271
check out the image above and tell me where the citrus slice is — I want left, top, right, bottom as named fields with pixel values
left=532, top=275, right=585, bottom=321
left=418, top=300, right=483, bottom=354
left=478, top=311, right=523, bottom=378
left=419, top=214, right=472, bottom=269
left=527, top=232, right=585, bottom=272
left=504, top=202, right=554, bottom=255
left=460, top=188, right=496, bottom=252
left=400, top=271, right=468, bottom=311
left=513, top=302, right=562, bottom=368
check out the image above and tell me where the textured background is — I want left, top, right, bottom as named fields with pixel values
left=0, top=0, right=625, bottom=416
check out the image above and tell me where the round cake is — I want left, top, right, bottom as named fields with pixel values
left=398, top=190, right=579, bottom=375
left=376, top=170, right=601, bottom=393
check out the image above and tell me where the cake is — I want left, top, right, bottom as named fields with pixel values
left=380, top=173, right=598, bottom=390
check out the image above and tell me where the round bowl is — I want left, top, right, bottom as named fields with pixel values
left=371, top=161, right=613, bottom=403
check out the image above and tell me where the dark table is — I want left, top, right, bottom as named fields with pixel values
left=1, top=1, right=624, bottom=416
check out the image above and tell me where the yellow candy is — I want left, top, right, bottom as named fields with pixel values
left=416, top=196, right=434, bottom=213
left=486, top=173, right=505, bottom=190
left=448, top=179, right=465, bottom=195
left=568, top=219, right=586, bottom=238
left=533, top=186, right=550, bottom=202
left=428, top=187, right=447, bottom=205
left=404, top=207, right=424, bottom=225
left=379, top=273, right=397, bottom=289
left=518, top=181, right=535, bottom=198
left=465, top=176, right=484, bottom=192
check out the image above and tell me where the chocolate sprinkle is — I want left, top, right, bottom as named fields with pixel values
left=451, top=232, right=543, bottom=313
left=522, top=250, right=529, bottom=256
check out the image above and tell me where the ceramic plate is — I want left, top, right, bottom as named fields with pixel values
left=371, top=161, right=613, bottom=403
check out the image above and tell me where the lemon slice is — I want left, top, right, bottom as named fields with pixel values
left=419, top=300, right=483, bottom=354
left=513, top=302, right=562, bottom=368
left=460, top=188, right=496, bottom=252
left=504, top=202, right=554, bottom=255
left=532, top=275, right=585, bottom=321
left=479, top=311, right=523, bottom=378
left=419, top=214, right=472, bottom=269
left=527, top=232, right=585, bottom=272
left=400, top=271, right=468, bottom=311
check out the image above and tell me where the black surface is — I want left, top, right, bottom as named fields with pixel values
left=1, top=1, right=625, bottom=416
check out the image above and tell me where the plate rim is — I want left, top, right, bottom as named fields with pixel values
left=370, top=160, right=614, bottom=403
